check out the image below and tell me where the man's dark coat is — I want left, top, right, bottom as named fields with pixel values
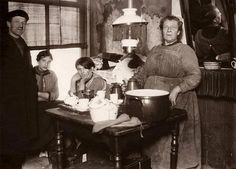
left=0, top=33, right=38, bottom=155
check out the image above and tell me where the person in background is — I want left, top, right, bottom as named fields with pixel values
left=194, top=4, right=230, bottom=63
left=69, top=57, right=107, bottom=98
left=134, top=15, right=201, bottom=169
left=0, top=10, right=38, bottom=169
left=31, top=50, right=59, bottom=158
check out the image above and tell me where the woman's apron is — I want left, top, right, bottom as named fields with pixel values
left=143, top=76, right=201, bottom=169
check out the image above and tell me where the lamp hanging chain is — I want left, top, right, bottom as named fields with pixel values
left=128, top=0, right=133, bottom=8
left=128, top=25, right=132, bottom=39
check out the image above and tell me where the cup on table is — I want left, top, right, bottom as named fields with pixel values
left=110, top=93, right=118, bottom=104
left=97, top=90, right=106, bottom=99
left=231, top=57, right=236, bottom=69
left=78, top=98, right=89, bottom=109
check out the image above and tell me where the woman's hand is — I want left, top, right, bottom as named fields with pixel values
left=80, top=70, right=93, bottom=83
left=77, top=70, right=93, bottom=91
left=68, top=90, right=76, bottom=97
left=215, top=52, right=230, bottom=62
left=169, top=86, right=181, bottom=106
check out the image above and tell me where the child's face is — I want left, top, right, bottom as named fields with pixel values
left=38, top=56, right=52, bottom=71
left=76, top=65, right=90, bottom=77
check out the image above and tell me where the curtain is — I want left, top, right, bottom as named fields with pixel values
left=8, top=1, right=82, bottom=46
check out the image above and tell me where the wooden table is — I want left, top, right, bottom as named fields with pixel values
left=46, top=108, right=187, bottom=169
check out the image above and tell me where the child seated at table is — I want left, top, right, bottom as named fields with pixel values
left=68, top=57, right=108, bottom=98
left=66, top=57, right=109, bottom=163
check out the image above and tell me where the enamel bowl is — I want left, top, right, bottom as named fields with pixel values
left=203, top=62, right=221, bottom=70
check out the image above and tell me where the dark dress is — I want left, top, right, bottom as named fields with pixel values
left=134, top=42, right=201, bottom=169
left=195, top=26, right=230, bottom=62
left=0, top=34, right=38, bottom=155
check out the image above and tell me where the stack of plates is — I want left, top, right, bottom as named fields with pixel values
left=203, top=62, right=221, bottom=70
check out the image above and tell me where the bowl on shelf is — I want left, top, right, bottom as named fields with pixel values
left=203, top=61, right=221, bottom=70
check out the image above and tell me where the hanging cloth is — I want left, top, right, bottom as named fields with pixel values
left=34, top=66, right=50, bottom=91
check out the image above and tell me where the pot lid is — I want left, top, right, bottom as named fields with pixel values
left=125, top=89, right=169, bottom=97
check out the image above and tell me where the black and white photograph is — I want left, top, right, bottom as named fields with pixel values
left=0, top=0, right=236, bottom=169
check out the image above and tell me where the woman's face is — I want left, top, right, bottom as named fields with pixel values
left=214, top=8, right=222, bottom=24
left=38, top=56, right=52, bottom=71
left=76, top=65, right=91, bottom=77
left=162, top=20, right=180, bottom=45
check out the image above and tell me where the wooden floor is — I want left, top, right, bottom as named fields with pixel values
left=22, top=154, right=217, bottom=169
left=22, top=150, right=113, bottom=169
left=22, top=157, right=114, bottom=169
left=21, top=143, right=219, bottom=169
left=22, top=156, right=52, bottom=169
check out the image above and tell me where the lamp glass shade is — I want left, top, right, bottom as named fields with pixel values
left=113, top=8, right=147, bottom=25
left=121, top=39, right=139, bottom=47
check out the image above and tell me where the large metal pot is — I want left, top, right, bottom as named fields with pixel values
left=124, top=89, right=171, bottom=122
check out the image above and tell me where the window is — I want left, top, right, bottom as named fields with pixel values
left=8, top=0, right=86, bottom=48
left=49, top=6, right=81, bottom=45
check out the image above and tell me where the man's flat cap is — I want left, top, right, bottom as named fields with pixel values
left=7, top=9, right=29, bottom=21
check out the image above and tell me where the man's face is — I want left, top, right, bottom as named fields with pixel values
left=7, top=16, right=27, bottom=38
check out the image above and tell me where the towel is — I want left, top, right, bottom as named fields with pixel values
left=92, top=114, right=143, bottom=133
left=92, top=114, right=130, bottom=133
left=111, top=117, right=142, bottom=127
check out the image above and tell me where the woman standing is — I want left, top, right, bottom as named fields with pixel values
left=32, top=50, right=59, bottom=154
left=134, top=15, right=201, bottom=169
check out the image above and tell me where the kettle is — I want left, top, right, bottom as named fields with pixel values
left=110, top=83, right=124, bottom=99
left=126, top=77, right=139, bottom=91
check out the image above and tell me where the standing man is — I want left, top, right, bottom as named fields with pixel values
left=0, top=10, right=38, bottom=169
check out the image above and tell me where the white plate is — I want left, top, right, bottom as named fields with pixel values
left=74, top=105, right=89, bottom=112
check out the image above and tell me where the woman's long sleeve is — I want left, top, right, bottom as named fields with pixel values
left=69, top=72, right=81, bottom=94
left=178, top=46, right=201, bottom=92
left=88, top=77, right=107, bottom=94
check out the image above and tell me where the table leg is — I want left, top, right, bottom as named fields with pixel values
left=112, top=137, right=122, bottom=169
left=170, top=122, right=179, bottom=169
left=53, top=121, right=65, bottom=169
left=114, top=154, right=122, bottom=169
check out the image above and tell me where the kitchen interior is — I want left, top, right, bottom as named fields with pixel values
left=1, top=0, right=236, bottom=169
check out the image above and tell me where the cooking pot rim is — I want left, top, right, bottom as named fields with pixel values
left=125, top=89, right=169, bottom=98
